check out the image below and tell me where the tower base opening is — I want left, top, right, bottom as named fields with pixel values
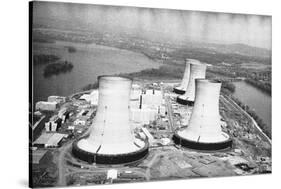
left=72, top=139, right=149, bottom=164
left=173, top=87, right=186, bottom=95
left=173, top=132, right=232, bottom=151
left=176, top=96, right=194, bottom=106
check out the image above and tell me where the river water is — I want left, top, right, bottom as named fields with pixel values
left=32, top=41, right=161, bottom=104
left=232, top=81, right=271, bottom=130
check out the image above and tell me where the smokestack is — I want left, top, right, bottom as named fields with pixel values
left=72, top=76, right=148, bottom=164
left=173, top=79, right=232, bottom=151
left=139, top=95, right=142, bottom=109
left=177, top=61, right=206, bottom=106
left=173, top=59, right=191, bottom=94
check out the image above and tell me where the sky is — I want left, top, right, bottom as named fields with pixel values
left=33, top=1, right=272, bottom=49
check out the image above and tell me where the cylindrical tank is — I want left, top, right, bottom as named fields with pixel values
left=177, top=62, right=206, bottom=105
left=173, top=59, right=192, bottom=94
left=72, top=76, right=148, bottom=164
left=173, top=79, right=232, bottom=150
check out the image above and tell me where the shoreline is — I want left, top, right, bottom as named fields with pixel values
left=222, top=95, right=271, bottom=143
left=33, top=38, right=271, bottom=141
left=244, top=79, right=271, bottom=96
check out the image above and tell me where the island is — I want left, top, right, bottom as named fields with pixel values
left=43, top=61, right=74, bottom=78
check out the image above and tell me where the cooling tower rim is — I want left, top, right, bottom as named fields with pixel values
left=172, top=129, right=232, bottom=151
left=195, top=78, right=222, bottom=84
left=185, top=58, right=201, bottom=64
left=173, top=87, right=186, bottom=95
left=72, top=137, right=149, bottom=164
left=176, top=96, right=194, bottom=106
left=189, top=62, right=207, bottom=68
left=97, top=75, right=133, bottom=82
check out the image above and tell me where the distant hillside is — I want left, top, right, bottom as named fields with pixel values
left=194, top=42, right=271, bottom=59
left=32, top=17, right=271, bottom=61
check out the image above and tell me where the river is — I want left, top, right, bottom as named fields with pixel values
left=32, top=41, right=161, bottom=104
left=232, top=81, right=271, bottom=131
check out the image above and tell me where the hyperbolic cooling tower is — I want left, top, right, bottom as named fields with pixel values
left=173, top=59, right=191, bottom=94
left=177, top=62, right=206, bottom=106
left=173, top=79, right=232, bottom=150
left=72, top=76, right=148, bottom=164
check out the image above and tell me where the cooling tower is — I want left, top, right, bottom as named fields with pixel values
left=72, top=76, right=148, bottom=164
left=173, top=59, right=191, bottom=94
left=177, top=62, right=206, bottom=106
left=173, top=79, right=232, bottom=151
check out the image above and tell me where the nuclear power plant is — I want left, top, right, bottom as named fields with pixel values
left=173, top=59, right=191, bottom=94
left=177, top=61, right=207, bottom=106
left=30, top=2, right=272, bottom=183
left=72, top=76, right=149, bottom=164
left=173, top=79, right=232, bottom=150
left=32, top=57, right=271, bottom=186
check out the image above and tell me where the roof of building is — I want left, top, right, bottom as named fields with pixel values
left=33, top=133, right=67, bottom=146
left=141, top=127, right=154, bottom=140
left=36, top=101, right=58, bottom=105
left=48, top=95, right=66, bottom=100
left=49, top=115, right=59, bottom=122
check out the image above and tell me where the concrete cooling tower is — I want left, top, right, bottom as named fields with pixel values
left=177, top=62, right=206, bottom=106
left=72, top=76, right=149, bottom=164
left=173, top=79, right=232, bottom=151
left=173, top=59, right=191, bottom=94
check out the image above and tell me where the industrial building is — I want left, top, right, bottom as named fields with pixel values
left=35, top=101, right=58, bottom=111
left=48, top=95, right=66, bottom=104
left=33, top=133, right=68, bottom=148
left=72, top=76, right=149, bottom=164
left=130, top=106, right=158, bottom=126
left=58, top=107, right=71, bottom=123
left=130, top=84, right=142, bottom=100
left=130, top=88, right=165, bottom=126
left=74, top=117, right=87, bottom=126
left=173, top=59, right=191, bottom=94
left=177, top=61, right=206, bottom=106
left=173, top=79, right=232, bottom=150
left=80, top=90, right=99, bottom=106
left=31, top=114, right=49, bottom=142
left=141, top=127, right=155, bottom=144
left=142, top=89, right=163, bottom=107
left=45, top=115, right=62, bottom=132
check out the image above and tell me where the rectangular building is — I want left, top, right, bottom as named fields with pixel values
left=33, top=133, right=67, bottom=148
left=35, top=101, right=58, bottom=111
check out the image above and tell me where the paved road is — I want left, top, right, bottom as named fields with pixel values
left=166, top=98, right=174, bottom=132
left=57, top=140, right=73, bottom=186
left=57, top=124, right=92, bottom=186
left=161, top=86, right=174, bottom=133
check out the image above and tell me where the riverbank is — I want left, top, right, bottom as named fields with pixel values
left=232, top=81, right=271, bottom=134
left=223, top=95, right=271, bottom=143
left=245, top=78, right=271, bottom=95
left=220, top=81, right=271, bottom=139
left=229, top=95, right=271, bottom=139
left=81, top=64, right=183, bottom=91
left=33, top=40, right=161, bottom=104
